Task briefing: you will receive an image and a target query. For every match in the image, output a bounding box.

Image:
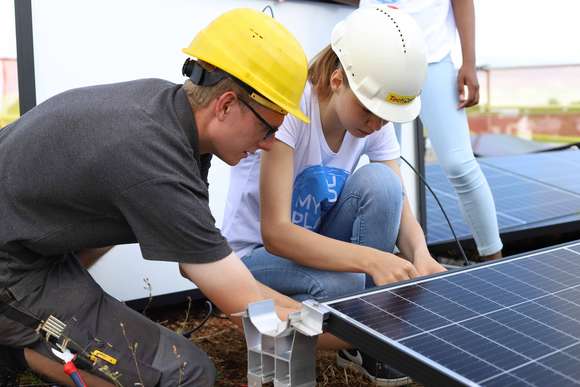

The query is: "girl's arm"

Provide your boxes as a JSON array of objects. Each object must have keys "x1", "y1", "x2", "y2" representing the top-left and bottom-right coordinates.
[
  {"x1": 379, "y1": 160, "x2": 446, "y2": 276},
  {"x1": 260, "y1": 140, "x2": 417, "y2": 285}
]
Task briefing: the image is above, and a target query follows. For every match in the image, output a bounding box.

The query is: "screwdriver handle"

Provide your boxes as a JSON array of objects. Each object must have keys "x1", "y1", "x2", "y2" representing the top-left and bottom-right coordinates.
[{"x1": 64, "y1": 361, "x2": 87, "y2": 387}]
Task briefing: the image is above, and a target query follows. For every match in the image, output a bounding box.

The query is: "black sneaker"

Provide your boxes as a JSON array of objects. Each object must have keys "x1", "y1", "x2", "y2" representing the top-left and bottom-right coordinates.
[
  {"x1": 337, "y1": 349, "x2": 411, "y2": 386},
  {"x1": 0, "y1": 367, "x2": 18, "y2": 387}
]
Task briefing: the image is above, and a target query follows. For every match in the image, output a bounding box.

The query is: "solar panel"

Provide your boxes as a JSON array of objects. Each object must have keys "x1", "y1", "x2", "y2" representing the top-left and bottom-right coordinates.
[
  {"x1": 426, "y1": 165, "x2": 524, "y2": 243},
  {"x1": 324, "y1": 241, "x2": 580, "y2": 386},
  {"x1": 480, "y1": 150, "x2": 580, "y2": 196},
  {"x1": 426, "y1": 153, "x2": 580, "y2": 245}
]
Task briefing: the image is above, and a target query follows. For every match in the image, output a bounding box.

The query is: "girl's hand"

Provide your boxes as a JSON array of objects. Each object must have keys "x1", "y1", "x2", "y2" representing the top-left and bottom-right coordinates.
[
  {"x1": 413, "y1": 254, "x2": 447, "y2": 277},
  {"x1": 367, "y1": 249, "x2": 418, "y2": 286},
  {"x1": 457, "y1": 64, "x2": 480, "y2": 109}
]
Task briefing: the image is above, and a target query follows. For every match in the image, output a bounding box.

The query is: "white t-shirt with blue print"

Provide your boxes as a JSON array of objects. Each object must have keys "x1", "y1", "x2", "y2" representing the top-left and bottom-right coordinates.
[{"x1": 222, "y1": 82, "x2": 400, "y2": 258}]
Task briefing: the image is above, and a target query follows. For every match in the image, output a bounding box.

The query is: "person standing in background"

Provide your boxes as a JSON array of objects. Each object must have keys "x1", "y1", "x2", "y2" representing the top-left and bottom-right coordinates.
[{"x1": 359, "y1": 0, "x2": 503, "y2": 260}]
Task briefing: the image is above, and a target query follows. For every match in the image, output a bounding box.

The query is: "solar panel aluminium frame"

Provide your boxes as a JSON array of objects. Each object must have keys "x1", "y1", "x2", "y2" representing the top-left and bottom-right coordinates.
[
  {"x1": 322, "y1": 239, "x2": 580, "y2": 387},
  {"x1": 428, "y1": 213, "x2": 580, "y2": 255}
]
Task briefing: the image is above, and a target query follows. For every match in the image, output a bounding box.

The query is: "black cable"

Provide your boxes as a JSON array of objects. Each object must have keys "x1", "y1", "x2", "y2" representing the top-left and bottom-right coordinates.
[
  {"x1": 400, "y1": 155, "x2": 471, "y2": 266},
  {"x1": 182, "y1": 300, "x2": 213, "y2": 338},
  {"x1": 262, "y1": 5, "x2": 275, "y2": 17}
]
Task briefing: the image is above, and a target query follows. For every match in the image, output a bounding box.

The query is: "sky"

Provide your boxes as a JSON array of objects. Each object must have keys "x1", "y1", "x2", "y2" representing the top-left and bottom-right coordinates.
[
  {"x1": 474, "y1": 0, "x2": 580, "y2": 67},
  {"x1": 1, "y1": 0, "x2": 580, "y2": 66}
]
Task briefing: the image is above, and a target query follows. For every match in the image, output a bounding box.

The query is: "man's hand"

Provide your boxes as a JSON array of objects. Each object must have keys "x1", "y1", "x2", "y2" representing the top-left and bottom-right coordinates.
[{"x1": 275, "y1": 306, "x2": 301, "y2": 321}]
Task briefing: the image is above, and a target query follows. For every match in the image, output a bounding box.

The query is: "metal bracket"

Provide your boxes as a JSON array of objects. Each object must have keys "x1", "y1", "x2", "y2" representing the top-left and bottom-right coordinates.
[
  {"x1": 241, "y1": 299, "x2": 330, "y2": 387},
  {"x1": 289, "y1": 299, "x2": 330, "y2": 336}
]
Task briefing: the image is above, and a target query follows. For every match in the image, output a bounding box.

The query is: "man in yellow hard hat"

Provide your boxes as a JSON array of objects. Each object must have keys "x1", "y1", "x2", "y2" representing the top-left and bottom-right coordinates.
[{"x1": 0, "y1": 8, "x2": 310, "y2": 386}]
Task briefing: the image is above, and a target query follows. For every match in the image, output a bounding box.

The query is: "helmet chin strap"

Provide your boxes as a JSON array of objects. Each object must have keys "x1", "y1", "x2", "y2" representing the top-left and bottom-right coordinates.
[
  {"x1": 182, "y1": 59, "x2": 287, "y2": 116},
  {"x1": 182, "y1": 58, "x2": 228, "y2": 87}
]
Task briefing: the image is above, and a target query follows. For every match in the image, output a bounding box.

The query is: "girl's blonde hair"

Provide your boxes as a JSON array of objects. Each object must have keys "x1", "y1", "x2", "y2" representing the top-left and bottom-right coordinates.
[{"x1": 308, "y1": 45, "x2": 347, "y2": 100}]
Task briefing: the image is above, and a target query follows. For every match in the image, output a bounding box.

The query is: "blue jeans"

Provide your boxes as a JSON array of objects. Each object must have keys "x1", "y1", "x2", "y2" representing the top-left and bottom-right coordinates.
[
  {"x1": 242, "y1": 163, "x2": 404, "y2": 301},
  {"x1": 395, "y1": 55, "x2": 503, "y2": 256}
]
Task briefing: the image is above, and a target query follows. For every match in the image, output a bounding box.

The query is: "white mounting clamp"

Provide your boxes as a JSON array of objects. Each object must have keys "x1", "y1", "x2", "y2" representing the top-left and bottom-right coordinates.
[{"x1": 241, "y1": 299, "x2": 330, "y2": 387}]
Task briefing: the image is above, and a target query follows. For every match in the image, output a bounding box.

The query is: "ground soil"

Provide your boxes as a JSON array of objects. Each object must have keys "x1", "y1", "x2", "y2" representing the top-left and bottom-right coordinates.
[
  {"x1": 15, "y1": 299, "x2": 421, "y2": 386},
  {"x1": 151, "y1": 301, "x2": 413, "y2": 387}
]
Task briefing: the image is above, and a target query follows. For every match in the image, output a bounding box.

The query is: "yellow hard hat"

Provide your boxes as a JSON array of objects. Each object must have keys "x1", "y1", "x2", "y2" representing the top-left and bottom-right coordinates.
[{"x1": 183, "y1": 8, "x2": 309, "y2": 123}]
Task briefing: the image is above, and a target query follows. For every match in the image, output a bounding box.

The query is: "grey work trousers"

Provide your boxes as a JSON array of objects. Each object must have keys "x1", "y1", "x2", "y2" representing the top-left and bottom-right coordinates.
[{"x1": 0, "y1": 254, "x2": 215, "y2": 386}]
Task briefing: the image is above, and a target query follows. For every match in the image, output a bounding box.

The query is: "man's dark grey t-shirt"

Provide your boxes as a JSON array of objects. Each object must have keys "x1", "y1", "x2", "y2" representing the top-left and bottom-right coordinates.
[{"x1": 0, "y1": 79, "x2": 231, "y2": 296}]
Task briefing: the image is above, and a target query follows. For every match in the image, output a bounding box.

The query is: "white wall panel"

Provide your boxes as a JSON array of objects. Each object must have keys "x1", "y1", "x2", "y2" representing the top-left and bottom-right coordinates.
[{"x1": 30, "y1": 0, "x2": 353, "y2": 301}]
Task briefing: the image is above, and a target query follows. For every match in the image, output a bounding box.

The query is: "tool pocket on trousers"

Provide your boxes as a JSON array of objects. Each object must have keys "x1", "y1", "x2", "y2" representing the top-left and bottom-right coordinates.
[{"x1": 63, "y1": 317, "x2": 162, "y2": 387}]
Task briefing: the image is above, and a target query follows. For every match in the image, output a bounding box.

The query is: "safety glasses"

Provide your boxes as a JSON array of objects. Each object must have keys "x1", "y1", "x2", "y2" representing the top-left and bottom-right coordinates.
[{"x1": 238, "y1": 97, "x2": 279, "y2": 140}]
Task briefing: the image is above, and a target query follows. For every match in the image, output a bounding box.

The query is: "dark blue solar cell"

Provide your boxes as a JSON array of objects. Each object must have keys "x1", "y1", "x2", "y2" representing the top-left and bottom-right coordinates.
[
  {"x1": 363, "y1": 291, "x2": 450, "y2": 331},
  {"x1": 563, "y1": 343, "x2": 580, "y2": 361},
  {"x1": 393, "y1": 285, "x2": 477, "y2": 322},
  {"x1": 431, "y1": 325, "x2": 528, "y2": 371},
  {"x1": 426, "y1": 154, "x2": 580, "y2": 245},
  {"x1": 332, "y1": 298, "x2": 373, "y2": 317},
  {"x1": 499, "y1": 262, "x2": 567, "y2": 293},
  {"x1": 446, "y1": 272, "x2": 527, "y2": 306},
  {"x1": 532, "y1": 253, "x2": 577, "y2": 271},
  {"x1": 513, "y1": 302, "x2": 580, "y2": 340},
  {"x1": 480, "y1": 372, "x2": 531, "y2": 387},
  {"x1": 486, "y1": 309, "x2": 577, "y2": 349},
  {"x1": 460, "y1": 317, "x2": 554, "y2": 359},
  {"x1": 326, "y1": 242, "x2": 580, "y2": 386},
  {"x1": 482, "y1": 151, "x2": 580, "y2": 197},
  {"x1": 540, "y1": 352, "x2": 580, "y2": 380},
  {"x1": 511, "y1": 362, "x2": 579, "y2": 386},
  {"x1": 523, "y1": 258, "x2": 580, "y2": 286},
  {"x1": 400, "y1": 333, "x2": 502, "y2": 383},
  {"x1": 477, "y1": 267, "x2": 548, "y2": 299},
  {"x1": 420, "y1": 278, "x2": 503, "y2": 314},
  {"x1": 332, "y1": 297, "x2": 421, "y2": 340},
  {"x1": 541, "y1": 250, "x2": 580, "y2": 276},
  {"x1": 534, "y1": 295, "x2": 580, "y2": 325}
]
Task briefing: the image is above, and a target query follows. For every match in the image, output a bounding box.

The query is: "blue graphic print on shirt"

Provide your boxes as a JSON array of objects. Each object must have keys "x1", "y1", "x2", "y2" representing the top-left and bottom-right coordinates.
[{"x1": 291, "y1": 165, "x2": 350, "y2": 231}]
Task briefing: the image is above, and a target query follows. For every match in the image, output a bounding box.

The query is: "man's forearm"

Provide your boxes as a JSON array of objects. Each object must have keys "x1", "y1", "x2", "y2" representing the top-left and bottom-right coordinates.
[{"x1": 257, "y1": 282, "x2": 301, "y2": 310}]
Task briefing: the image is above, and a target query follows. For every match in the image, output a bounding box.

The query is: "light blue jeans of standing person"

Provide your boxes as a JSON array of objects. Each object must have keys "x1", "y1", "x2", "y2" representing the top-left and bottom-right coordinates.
[
  {"x1": 241, "y1": 163, "x2": 404, "y2": 302},
  {"x1": 396, "y1": 55, "x2": 503, "y2": 256}
]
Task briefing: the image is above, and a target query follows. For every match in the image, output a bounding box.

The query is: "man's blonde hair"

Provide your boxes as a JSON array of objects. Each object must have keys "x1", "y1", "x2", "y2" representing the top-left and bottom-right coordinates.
[{"x1": 182, "y1": 61, "x2": 247, "y2": 109}]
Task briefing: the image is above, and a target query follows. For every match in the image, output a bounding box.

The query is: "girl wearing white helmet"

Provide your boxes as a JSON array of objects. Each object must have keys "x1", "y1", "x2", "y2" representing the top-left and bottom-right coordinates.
[
  {"x1": 225, "y1": 5, "x2": 444, "y2": 293},
  {"x1": 223, "y1": 7, "x2": 445, "y2": 384},
  {"x1": 360, "y1": 0, "x2": 503, "y2": 260},
  {"x1": 224, "y1": 8, "x2": 446, "y2": 295}
]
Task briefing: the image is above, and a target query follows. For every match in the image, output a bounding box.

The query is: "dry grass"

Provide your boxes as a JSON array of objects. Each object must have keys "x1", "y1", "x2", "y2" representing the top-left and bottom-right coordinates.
[
  {"x1": 15, "y1": 301, "x2": 423, "y2": 386},
  {"x1": 158, "y1": 303, "x2": 421, "y2": 387}
]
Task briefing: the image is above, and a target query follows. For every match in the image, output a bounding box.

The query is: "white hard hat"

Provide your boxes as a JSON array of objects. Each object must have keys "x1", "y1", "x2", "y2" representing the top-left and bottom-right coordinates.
[{"x1": 331, "y1": 5, "x2": 427, "y2": 123}]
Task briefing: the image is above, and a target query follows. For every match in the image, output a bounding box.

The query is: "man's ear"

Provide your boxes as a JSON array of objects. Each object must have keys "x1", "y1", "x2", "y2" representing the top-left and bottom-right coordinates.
[
  {"x1": 329, "y1": 68, "x2": 345, "y2": 92},
  {"x1": 215, "y1": 91, "x2": 237, "y2": 120}
]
